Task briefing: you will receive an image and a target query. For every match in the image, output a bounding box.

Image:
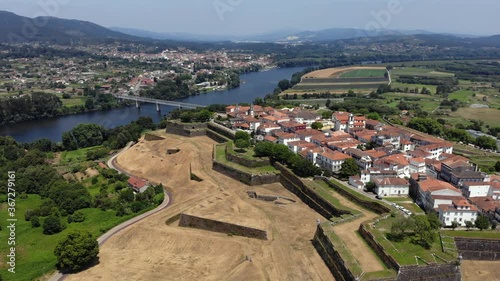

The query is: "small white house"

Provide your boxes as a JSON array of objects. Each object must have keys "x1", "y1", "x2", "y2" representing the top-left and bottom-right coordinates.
[{"x1": 373, "y1": 177, "x2": 410, "y2": 197}]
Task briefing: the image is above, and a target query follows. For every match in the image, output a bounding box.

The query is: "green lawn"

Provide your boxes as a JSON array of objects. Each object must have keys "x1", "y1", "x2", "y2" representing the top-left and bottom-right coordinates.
[
  {"x1": 214, "y1": 144, "x2": 278, "y2": 174},
  {"x1": 391, "y1": 67, "x2": 454, "y2": 77},
  {"x1": 0, "y1": 195, "x2": 154, "y2": 281},
  {"x1": 441, "y1": 230, "x2": 500, "y2": 239},
  {"x1": 54, "y1": 93, "x2": 86, "y2": 107},
  {"x1": 328, "y1": 179, "x2": 382, "y2": 205},
  {"x1": 385, "y1": 197, "x2": 412, "y2": 203},
  {"x1": 339, "y1": 69, "x2": 387, "y2": 78},
  {"x1": 60, "y1": 146, "x2": 103, "y2": 164},
  {"x1": 61, "y1": 97, "x2": 86, "y2": 107},
  {"x1": 361, "y1": 269, "x2": 398, "y2": 281},
  {"x1": 369, "y1": 215, "x2": 458, "y2": 266},
  {"x1": 399, "y1": 203, "x2": 425, "y2": 214},
  {"x1": 307, "y1": 181, "x2": 362, "y2": 216},
  {"x1": 448, "y1": 90, "x2": 475, "y2": 103}
]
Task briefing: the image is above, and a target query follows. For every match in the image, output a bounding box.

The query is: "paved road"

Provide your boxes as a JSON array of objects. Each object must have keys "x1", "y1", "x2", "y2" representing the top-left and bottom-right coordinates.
[{"x1": 49, "y1": 142, "x2": 172, "y2": 281}]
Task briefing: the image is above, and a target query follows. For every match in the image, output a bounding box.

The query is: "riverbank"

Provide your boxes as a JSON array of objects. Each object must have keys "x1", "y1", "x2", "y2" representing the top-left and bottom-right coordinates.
[{"x1": 0, "y1": 67, "x2": 305, "y2": 143}]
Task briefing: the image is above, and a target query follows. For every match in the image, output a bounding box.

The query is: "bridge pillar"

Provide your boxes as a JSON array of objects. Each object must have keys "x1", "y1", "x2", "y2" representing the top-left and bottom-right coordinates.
[
  {"x1": 136, "y1": 99, "x2": 140, "y2": 108},
  {"x1": 156, "y1": 102, "x2": 160, "y2": 112}
]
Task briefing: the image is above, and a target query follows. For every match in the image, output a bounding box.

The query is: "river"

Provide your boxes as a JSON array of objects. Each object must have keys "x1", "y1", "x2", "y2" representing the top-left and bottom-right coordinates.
[{"x1": 0, "y1": 67, "x2": 304, "y2": 142}]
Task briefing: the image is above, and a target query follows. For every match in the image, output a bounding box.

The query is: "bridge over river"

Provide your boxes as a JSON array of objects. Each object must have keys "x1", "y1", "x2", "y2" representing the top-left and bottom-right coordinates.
[{"x1": 112, "y1": 94, "x2": 207, "y2": 110}]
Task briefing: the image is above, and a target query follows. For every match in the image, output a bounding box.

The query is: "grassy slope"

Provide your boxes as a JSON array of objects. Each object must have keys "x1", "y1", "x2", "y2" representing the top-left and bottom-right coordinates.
[{"x1": 0, "y1": 194, "x2": 155, "y2": 281}]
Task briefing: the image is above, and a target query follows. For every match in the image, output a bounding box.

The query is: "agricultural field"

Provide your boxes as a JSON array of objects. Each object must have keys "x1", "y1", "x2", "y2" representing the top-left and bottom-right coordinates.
[
  {"x1": 391, "y1": 67, "x2": 455, "y2": 77},
  {"x1": 339, "y1": 69, "x2": 387, "y2": 78},
  {"x1": 288, "y1": 66, "x2": 389, "y2": 94}
]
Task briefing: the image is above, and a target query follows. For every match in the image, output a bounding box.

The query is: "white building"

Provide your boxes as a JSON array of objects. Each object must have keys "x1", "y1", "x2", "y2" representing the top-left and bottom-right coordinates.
[
  {"x1": 461, "y1": 182, "x2": 492, "y2": 198},
  {"x1": 373, "y1": 177, "x2": 410, "y2": 197},
  {"x1": 438, "y1": 199, "x2": 478, "y2": 227},
  {"x1": 316, "y1": 149, "x2": 352, "y2": 173},
  {"x1": 413, "y1": 177, "x2": 463, "y2": 212},
  {"x1": 409, "y1": 157, "x2": 427, "y2": 174},
  {"x1": 274, "y1": 132, "x2": 300, "y2": 146}
]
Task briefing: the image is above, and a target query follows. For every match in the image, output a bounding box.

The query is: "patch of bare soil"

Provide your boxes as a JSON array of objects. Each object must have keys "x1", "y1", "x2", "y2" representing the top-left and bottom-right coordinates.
[
  {"x1": 64, "y1": 132, "x2": 333, "y2": 281},
  {"x1": 461, "y1": 260, "x2": 500, "y2": 281}
]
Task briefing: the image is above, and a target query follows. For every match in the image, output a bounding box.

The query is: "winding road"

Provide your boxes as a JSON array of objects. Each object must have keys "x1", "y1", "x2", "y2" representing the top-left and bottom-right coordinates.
[{"x1": 49, "y1": 142, "x2": 172, "y2": 281}]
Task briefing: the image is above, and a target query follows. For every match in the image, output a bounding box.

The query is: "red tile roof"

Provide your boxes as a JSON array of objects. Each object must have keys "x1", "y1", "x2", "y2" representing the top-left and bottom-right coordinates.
[{"x1": 128, "y1": 177, "x2": 148, "y2": 189}]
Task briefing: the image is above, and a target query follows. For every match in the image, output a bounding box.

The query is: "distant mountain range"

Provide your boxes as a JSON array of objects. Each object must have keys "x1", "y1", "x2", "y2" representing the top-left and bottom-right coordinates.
[
  {"x1": 0, "y1": 10, "x2": 499, "y2": 47},
  {"x1": 110, "y1": 26, "x2": 483, "y2": 43},
  {"x1": 0, "y1": 10, "x2": 144, "y2": 44}
]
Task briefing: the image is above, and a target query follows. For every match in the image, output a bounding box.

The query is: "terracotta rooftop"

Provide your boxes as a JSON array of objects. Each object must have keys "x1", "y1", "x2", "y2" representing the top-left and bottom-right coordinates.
[
  {"x1": 419, "y1": 178, "x2": 460, "y2": 193},
  {"x1": 373, "y1": 177, "x2": 409, "y2": 186},
  {"x1": 320, "y1": 150, "x2": 352, "y2": 161}
]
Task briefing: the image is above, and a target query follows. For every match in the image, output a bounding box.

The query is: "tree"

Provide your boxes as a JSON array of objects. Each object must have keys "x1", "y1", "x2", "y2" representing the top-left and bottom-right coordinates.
[
  {"x1": 119, "y1": 188, "x2": 135, "y2": 203},
  {"x1": 43, "y1": 216, "x2": 65, "y2": 235},
  {"x1": 31, "y1": 216, "x2": 41, "y2": 228},
  {"x1": 62, "y1": 124, "x2": 106, "y2": 150},
  {"x1": 365, "y1": 182, "x2": 376, "y2": 192},
  {"x1": 475, "y1": 136, "x2": 498, "y2": 150},
  {"x1": 195, "y1": 109, "x2": 212, "y2": 122},
  {"x1": 291, "y1": 157, "x2": 321, "y2": 178},
  {"x1": 84, "y1": 98, "x2": 94, "y2": 110},
  {"x1": 339, "y1": 159, "x2": 360, "y2": 179},
  {"x1": 55, "y1": 231, "x2": 99, "y2": 272},
  {"x1": 451, "y1": 221, "x2": 459, "y2": 230},
  {"x1": 408, "y1": 118, "x2": 445, "y2": 136},
  {"x1": 412, "y1": 215, "x2": 436, "y2": 249},
  {"x1": 180, "y1": 112, "x2": 193, "y2": 123},
  {"x1": 278, "y1": 79, "x2": 291, "y2": 91},
  {"x1": 367, "y1": 112, "x2": 381, "y2": 121},
  {"x1": 235, "y1": 131, "x2": 251, "y2": 141},
  {"x1": 72, "y1": 211, "x2": 86, "y2": 223},
  {"x1": 495, "y1": 161, "x2": 500, "y2": 172},
  {"x1": 254, "y1": 142, "x2": 274, "y2": 157},
  {"x1": 390, "y1": 217, "x2": 415, "y2": 240},
  {"x1": 234, "y1": 139, "x2": 250, "y2": 152},
  {"x1": 311, "y1": 122, "x2": 323, "y2": 130},
  {"x1": 475, "y1": 215, "x2": 490, "y2": 231},
  {"x1": 465, "y1": 220, "x2": 474, "y2": 231},
  {"x1": 271, "y1": 144, "x2": 293, "y2": 164},
  {"x1": 427, "y1": 212, "x2": 442, "y2": 230}
]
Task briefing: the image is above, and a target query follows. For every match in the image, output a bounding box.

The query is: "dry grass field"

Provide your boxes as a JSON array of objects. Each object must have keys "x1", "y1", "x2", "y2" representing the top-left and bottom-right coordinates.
[
  {"x1": 304, "y1": 66, "x2": 387, "y2": 79},
  {"x1": 461, "y1": 260, "x2": 500, "y2": 281},
  {"x1": 64, "y1": 132, "x2": 333, "y2": 281}
]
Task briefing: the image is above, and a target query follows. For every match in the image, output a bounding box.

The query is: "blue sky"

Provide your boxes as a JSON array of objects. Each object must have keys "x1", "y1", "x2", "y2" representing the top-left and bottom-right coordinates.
[{"x1": 1, "y1": 0, "x2": 499, "y2": 35}]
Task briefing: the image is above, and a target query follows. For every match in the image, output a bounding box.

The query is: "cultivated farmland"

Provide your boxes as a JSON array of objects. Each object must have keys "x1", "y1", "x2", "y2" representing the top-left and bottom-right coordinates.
[{"x1": 287, "y1": 66, "x2": 389, "y2": 95}]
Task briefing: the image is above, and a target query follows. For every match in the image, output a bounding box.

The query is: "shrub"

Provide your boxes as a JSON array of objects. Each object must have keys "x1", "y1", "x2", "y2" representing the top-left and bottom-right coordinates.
[
  {"x1": 72, "y1": 211, "x2": 86, "y2": 223},
  {"x1": 43, "y1": 216, "x2": 65, "y2": 235},
  {"x1": 54, "y1": 231, "x2": 99, "y2": 272},
  {"x1": 31, "y1": 216, "x2": 41, "y2": 228}
]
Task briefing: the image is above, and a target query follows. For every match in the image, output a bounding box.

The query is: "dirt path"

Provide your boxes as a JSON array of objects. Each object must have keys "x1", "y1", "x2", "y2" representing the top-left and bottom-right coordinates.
[
  {"x1": 64, "y1": 132, "x2": 333, "y2": 281},
  {"x1": 327, "y1": 188, "x2": 386, "y2": 273},
  {"x1": 461, "y1": 260, "x2": 500, "y2": 281}
]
